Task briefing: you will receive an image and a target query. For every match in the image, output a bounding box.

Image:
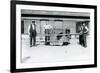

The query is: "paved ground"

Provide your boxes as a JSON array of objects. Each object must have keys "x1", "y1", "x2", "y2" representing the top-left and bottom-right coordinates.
[{"x1": 21, "y1": 35, "x2": 93, "y2": 65}]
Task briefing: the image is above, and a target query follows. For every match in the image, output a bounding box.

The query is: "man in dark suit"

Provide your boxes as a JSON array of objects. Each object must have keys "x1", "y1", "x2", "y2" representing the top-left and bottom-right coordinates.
[
  {"x1": 28, "y1": 21, "x2": 37, "y2": 47},
  {"x1": 79, "y1": 23, "x2": 88, "y2": 47}
]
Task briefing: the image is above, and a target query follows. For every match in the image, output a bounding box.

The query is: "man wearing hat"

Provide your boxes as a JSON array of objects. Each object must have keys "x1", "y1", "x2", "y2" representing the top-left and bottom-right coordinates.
[{"x1": 28, "y1": 21, "x2": 37, "y2": 47}]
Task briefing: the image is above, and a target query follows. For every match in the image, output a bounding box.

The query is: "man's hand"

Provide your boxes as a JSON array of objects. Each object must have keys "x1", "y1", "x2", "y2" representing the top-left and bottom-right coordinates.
[{"x1": 79, "y1": 31, "x2": 82, "y2": 35}]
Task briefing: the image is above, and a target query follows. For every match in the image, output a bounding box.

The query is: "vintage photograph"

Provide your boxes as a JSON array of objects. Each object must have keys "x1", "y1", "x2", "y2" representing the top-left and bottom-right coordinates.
[
  {"x1": 21, "y1": 9, "x2": 92, "y2": 64},
  {"x1": 10, "y1": 1, "x2": 97, "y2": 72}
]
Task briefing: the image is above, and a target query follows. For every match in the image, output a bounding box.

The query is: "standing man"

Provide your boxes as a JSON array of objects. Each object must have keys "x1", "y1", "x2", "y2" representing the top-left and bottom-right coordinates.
[
  {"x1": 28, "y1": 21, "x2": 37, "y2": 47},
  {"x1": 79, "y1": 23, "x2": 88, "y2": 47},
  {"x1": 44, "y1": 23, "x2": 52, "y2": 45}
]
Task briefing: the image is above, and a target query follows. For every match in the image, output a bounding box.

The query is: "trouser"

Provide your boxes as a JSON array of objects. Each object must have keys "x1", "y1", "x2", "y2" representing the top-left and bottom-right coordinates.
[
  {"x1": 45, "y1": 29, "x2": 50, "y2": 45},
  {"x1": 79, "y1": 34, "x2": 87, "y2": 47},
  {"x1": 83, "y1": 34, "x2": 87, "y2": 47},
  {"x1": 45, "y1": 36, "x2": 50, "y2": 45},
  {"x1": 79, "y1": 35, "x2": 83, "y2": 45},
  {"x1": 30, "y1": 36, "x2": 36, "y2": 46}
]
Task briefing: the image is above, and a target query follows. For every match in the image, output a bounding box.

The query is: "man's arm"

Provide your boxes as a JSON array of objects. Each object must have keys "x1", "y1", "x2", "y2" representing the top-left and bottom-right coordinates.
[
  {"x1": 79, "y1": 27, "x2": 82, "y2": 34},
  {"x1": 85, "y1": 26, "x2": 88, "y2": 33}
]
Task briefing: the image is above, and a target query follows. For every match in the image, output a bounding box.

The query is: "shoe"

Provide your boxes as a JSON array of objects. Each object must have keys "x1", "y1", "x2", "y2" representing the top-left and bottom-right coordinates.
[{"x1": 83, "y1": 45, "x2": 87, "y2": 48}]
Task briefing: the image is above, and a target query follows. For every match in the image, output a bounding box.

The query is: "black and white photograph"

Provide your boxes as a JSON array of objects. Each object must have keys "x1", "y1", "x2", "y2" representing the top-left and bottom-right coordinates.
[
  {"x1": 10, "y1": 0, "x2": 97, "y2": 72},
  {"x1": 21, "y1": 10, "x2": 91, "y2": 64}
]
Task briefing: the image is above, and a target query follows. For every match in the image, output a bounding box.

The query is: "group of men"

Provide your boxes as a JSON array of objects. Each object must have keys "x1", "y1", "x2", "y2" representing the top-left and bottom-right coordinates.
[{"x1": 28, "y1": 21, "x2": 88, "y2": 48}]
